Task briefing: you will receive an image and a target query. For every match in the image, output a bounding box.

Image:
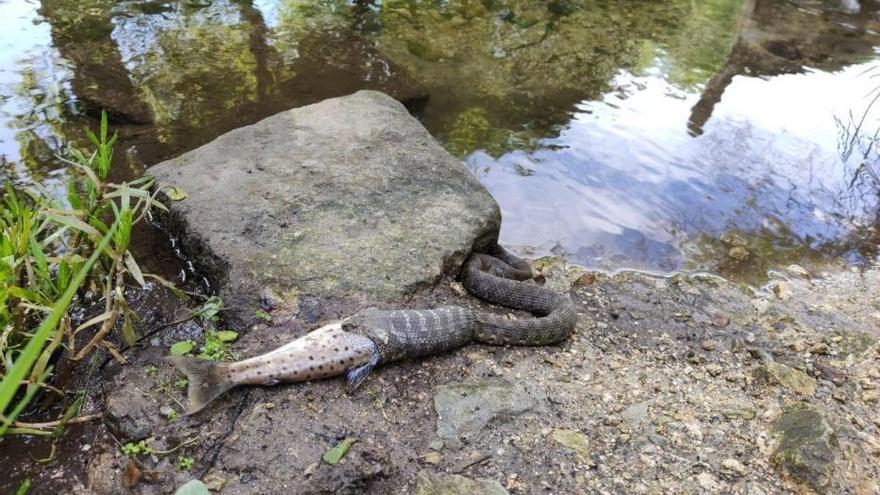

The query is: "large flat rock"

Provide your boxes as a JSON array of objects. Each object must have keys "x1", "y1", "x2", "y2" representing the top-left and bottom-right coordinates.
[{"x1": 147, "y1": 91, "x2": 500, "y2": 326}]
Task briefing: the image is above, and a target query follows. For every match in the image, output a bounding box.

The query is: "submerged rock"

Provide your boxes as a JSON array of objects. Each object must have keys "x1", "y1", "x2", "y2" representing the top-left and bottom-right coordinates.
[
  {"x1": 434, "y1": 379, "x2": 544, "y2": 440},
  {"x1": 753, "y1": 362, "x2": 817, "y2": 396},
  {"x1": 727, "y1": 246, "x2": 750, "y2": 262},
  {"x1": 414, "y1": 471, "x2": 508, "y2": 495},
  {"x1": 770, "y1": 403, "x2": 838, "y2": 493},
  {"x1": 147, "y1": 91, "x2": 500, "y2": 326}
]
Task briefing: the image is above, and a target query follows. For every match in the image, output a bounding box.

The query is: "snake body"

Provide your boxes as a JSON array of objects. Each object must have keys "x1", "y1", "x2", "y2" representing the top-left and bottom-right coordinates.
[{"x1": 343, "y1": 248, "x2": 578, "y2": 365}]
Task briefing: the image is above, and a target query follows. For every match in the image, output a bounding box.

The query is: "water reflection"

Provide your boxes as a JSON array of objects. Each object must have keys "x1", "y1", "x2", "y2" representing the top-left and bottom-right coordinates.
[
  {"x1": 372, "y1": 0, "x2": 748, "y2": 156},
  {"x1": 0, "y1": 0, "x2": 878, "y2": 282},
  {"x1": 450, "y1": 0, "x2": 880, "y2": 279},
  {"x1": 475, "y1": 61, "x2": 880, "y2": 278}
]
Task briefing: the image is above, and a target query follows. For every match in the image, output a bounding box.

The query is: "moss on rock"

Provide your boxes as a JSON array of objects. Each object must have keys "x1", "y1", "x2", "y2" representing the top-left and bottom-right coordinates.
[{"x1": 770, "y1": 403, "x2": 838, "y2": 493}]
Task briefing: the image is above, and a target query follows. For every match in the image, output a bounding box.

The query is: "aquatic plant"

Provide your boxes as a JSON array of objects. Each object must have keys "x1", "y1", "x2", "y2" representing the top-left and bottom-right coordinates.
[
  {"x1": 0, "y1": 111, "x2": 166, "y2": 436},
  {"x1": 837, "y1": 84, "x2": 880, "y2": 191}
]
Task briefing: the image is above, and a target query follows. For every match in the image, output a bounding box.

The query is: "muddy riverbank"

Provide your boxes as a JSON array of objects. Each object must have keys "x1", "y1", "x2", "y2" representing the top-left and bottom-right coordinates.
[{"x1": 4, "y1": 257, "x2": 878, "y2": 494}]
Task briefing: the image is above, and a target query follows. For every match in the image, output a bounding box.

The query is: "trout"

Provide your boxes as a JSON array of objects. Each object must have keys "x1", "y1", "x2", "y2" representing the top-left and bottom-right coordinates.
[{"x1": 169, "y1": 321, "x2": 380, "y2": 414}]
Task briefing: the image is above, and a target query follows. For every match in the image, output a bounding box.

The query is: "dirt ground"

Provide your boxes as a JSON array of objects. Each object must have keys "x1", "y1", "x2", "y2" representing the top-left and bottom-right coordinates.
[{"x1": 4, "y1": 258, "x2": 879, "y2": 495}]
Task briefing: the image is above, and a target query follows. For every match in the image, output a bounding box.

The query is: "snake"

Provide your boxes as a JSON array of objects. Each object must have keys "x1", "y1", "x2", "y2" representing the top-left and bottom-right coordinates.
[{"x1": 171, "y1": 247, "x2": 578, "y2": 414}]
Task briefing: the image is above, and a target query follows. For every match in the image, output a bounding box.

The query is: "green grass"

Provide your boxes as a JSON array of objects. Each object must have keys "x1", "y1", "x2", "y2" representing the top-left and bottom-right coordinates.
[
  {"x1": 0, "y1": 111, "x2": 167, "y2": 436},
  {"x1": 0, "y1": 221, "x2": 116, "y2": 433}
]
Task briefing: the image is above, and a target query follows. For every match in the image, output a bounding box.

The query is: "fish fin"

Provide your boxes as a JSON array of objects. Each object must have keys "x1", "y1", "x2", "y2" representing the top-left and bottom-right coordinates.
[
  {"x1": 345, "y1": 345, "x2": 380, "y2": 391},
  {"x1": 167, "y1": 356, "x2": 235, "y2": 415}
]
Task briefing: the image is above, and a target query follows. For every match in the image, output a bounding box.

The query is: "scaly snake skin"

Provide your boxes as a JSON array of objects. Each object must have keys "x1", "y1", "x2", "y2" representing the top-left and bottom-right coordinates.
[{"x1": 343, "y1": 247, "x2": 578, "y2": 365}]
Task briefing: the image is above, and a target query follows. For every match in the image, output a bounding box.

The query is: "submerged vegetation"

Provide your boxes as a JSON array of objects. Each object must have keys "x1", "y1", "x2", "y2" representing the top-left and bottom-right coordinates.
[
  {"x1": 0, "y1": 112, "x2": 166, "y2": 437},
  {"x1": 838, "y1": 78, "x2": 880, "y2": 193}
]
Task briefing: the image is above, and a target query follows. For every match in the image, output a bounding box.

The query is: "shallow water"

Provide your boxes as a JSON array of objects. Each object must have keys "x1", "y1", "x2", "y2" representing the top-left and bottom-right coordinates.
[{"x1": 1, "y1": 0, "x2": 879, "y2": 281}]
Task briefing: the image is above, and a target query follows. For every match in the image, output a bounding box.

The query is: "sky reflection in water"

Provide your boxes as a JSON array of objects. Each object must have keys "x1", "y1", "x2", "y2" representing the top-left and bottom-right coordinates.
[{"x1": 475, "y1": 61, "x2": 880, "y2": 276}]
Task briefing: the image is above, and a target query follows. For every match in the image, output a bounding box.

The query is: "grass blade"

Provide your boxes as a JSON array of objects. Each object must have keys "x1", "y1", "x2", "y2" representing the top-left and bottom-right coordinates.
[
  {"x1": 15, "y1": 479, "x2": 30, "y2": 495},
  {"x1": 124, "y1": 252, "x2": 146, "y2": 287},
  {"x1": 43, "y1": 212, "x2": 101, "y2": 239},
  {"x1": 0, "y1": 219, "x2": 118, "y2": 418},
  {"x1": 0, "y1": 368, "x2": 50, "y2": 436}
]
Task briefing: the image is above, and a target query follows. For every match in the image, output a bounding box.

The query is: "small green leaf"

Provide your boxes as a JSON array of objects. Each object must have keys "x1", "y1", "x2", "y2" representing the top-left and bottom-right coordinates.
[
  {"x1": 322, "y1": 438, "x2": 355, "y2": 465},
  {"x1": 166, "y1": 187, "x2": 188, "y2": 201},
  {"x1": 122, "y1": 440, "x2": 152, "y2": 456},
  {"x1": 174, "y1": 479, "x2": 209, "y2": 495},
  {"x1": 216, "y1": 331, "x2": 238, "y2": 343},
  {"x1": 197, "y1": 331, "x2": 231, "y2": 361},
  {"x1": 170, "y1": 341, "x2": 195, "y2": 356},
  {"x1": 191, "y1": 296, "x2": 223, "y2": 321},
  {"x1": 254, "y1": 310, "x2": 273, "y2": 323},
  {"x1": 177, "y1": 456, "x2": 195, "y2": 471}
]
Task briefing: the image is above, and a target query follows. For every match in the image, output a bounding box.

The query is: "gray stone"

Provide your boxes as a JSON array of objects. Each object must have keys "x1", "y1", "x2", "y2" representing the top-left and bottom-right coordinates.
[
  {"x1": 813, "y1": 362, "x2": 847, "y2": 386},
  {"x1": 786, "y1": 264, "x2": 812, "y2": 279},
  {"x1": 174, "y1": 480, "x2": 209, "y2": 495},
  {"x1": 85, "y1": 451, "x2": 125, "y2": 495},
  {"x1": 830, "y1": 330, "x2": 878, "y2": 362},
  {"x1": 147, "y1": 91, "x2": 500, "y2": 327},
  {"x1": 621, "y1": 400, "x2": 650, "y2": 424},
  {"x1": 414, "y1": 471, "x2": 508, "y2": 495},
  {"x1": 720, "y1": 458, "x2": 748, "y2": 477},
  {"x1": 696, "y1": 472, "x2": 722, "y2": 492},
  {"x1": 103, "y1": 368, "x2": 156, "y2": 440},
  {"x1": 434, "y1": 379, "x2": 544, "y2": 440},
  {"x1": 551, "y1": 429, "x2": 590, "y2": 460},
  {"x1": 770, "y1": 403, "x2": 838, "y2": 493},
  {"x1": 717, "y1": 398, "x2": 757, "y2": 420},
  {"x1": 772, "y1": 281, "x2": 793, "y2": 300}
]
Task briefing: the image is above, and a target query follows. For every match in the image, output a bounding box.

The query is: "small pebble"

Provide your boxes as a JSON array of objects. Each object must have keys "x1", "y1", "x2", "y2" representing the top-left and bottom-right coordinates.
[{"x1": 721, "y1": 458, "x2": 748, "y2": 477}]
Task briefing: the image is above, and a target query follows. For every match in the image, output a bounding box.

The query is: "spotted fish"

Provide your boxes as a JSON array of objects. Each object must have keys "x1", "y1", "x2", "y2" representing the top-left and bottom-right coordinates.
[{"x1": 169, "y1": 321, "x2": 379, "y2": 414}]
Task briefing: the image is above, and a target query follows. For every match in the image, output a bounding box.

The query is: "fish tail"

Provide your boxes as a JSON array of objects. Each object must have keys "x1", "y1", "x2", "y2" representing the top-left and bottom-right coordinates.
[{"x1": 168, "y1": 356, "x2": 235, "y2": 415}]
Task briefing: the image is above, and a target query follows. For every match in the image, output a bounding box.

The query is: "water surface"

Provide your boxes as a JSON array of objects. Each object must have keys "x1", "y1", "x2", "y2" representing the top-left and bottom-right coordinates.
[{"x1": 1, "y1": 0, "x2": 879, "y2": 282}]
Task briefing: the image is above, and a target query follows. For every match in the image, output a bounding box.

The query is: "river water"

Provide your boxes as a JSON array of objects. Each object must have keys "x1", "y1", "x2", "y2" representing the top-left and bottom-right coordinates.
[{"x1": 1, "y1": 0, "x2": 879, "y2": 282}]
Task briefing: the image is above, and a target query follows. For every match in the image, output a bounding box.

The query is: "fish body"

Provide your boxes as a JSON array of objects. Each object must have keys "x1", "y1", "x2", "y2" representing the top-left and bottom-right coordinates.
[
  {"x1": 229, "y1": 322, "x2": 376, "y2": 385},
  {"x1": 170, "y1": 322, "x2": 379, "y2": 414}
]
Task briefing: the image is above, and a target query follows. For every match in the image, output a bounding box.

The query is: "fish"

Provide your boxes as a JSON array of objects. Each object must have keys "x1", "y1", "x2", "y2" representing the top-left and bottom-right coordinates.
[{"x1": 169, "y1": 321, "x2": 379, "y2": 414}]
